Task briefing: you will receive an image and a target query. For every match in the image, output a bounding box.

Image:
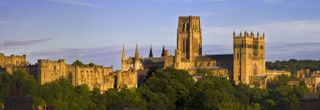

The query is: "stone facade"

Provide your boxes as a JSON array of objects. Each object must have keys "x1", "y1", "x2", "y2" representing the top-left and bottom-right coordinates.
[
  {"x1": 0, "y1": 53, "x2": 28, "y2": 74},
  {"x1": 177, "y1": 16, "x2": 202, "y2": 60},
  {"x1": 35, "y1": 59, "x2": 115, "y2": 92},
  {"x1": 69, "y1": 65, "x2": 114, "y2": 92},
  {"x1": 37, "y1": 59, "x2": 68, "y2": 85},
  {"x1": 116, "y1": 71, "x2": 138, "y2": 89}
]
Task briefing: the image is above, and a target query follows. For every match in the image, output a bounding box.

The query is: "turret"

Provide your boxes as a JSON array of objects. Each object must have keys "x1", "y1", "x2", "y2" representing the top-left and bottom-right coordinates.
[
  {"x1": 134, "y1": 44, "x2": 140, "y2": 70},
  {"x1": 161, "y1": 45, "x2": 165, "y2": 57}
]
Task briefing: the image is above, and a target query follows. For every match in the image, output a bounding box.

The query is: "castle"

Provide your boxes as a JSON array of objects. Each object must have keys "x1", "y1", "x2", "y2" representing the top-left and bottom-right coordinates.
[
  {"x1": 0, "y1": 54, "x2": 137, "y2": 93},
  {"x1": 0, "y1": 16, "x2": 271, "y2": 91}
]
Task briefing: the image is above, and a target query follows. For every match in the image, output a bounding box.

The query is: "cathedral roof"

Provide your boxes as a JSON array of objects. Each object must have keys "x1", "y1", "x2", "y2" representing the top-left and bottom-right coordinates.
[{"x1": 140, "y1": 57, "x2": 165, "y2": 64}]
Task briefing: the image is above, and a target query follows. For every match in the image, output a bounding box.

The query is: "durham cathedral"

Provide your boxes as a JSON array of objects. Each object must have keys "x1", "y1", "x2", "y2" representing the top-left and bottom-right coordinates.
[
  {"x1": 121, "y1": 16, "x2": 268, "y2": 86},
  {"x1": 0, "y1": 16, "x2": 282, "y2": 92}
]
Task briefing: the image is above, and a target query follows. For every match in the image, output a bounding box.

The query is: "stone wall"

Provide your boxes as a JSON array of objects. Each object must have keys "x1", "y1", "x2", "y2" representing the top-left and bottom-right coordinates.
[{"x1": 116, "y1": 71, "x2": 138, "y2": 89}]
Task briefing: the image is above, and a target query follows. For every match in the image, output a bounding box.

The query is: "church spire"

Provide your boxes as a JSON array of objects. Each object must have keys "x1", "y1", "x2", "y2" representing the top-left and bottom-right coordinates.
[
  {"x1": 161, "y1": 45, "x2": 165, "y2": 57},
  {"x1": 149, "y1": 45, "x2": 153, "y2": 58},
  {"x1": 134, "y1": 44, "x2": 140, "y2": 61}
]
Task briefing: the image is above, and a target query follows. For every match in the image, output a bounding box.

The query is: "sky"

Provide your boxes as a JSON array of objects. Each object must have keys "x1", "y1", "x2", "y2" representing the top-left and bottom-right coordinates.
[{"x1": 0, "y1": 0, "x2": 320, "y2": 69}]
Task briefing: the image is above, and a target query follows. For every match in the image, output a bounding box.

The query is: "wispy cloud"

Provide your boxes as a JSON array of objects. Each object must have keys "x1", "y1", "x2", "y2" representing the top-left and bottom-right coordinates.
[
  {"x1": 47, "y1": 0, "x2": 102, "y2": 8},
  {"x1": 1, "y1": 38, "x2": 53, "y2": 48},
  {"x1": 0, "y1": 18, "x2": 13, "y2": 25},
  {"x1": 0, "y1": 21, "x2": 10, "y2": 24}
]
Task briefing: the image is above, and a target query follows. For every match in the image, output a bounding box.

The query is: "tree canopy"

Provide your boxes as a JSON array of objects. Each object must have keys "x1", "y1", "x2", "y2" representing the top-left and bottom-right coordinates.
[{"x1": 0, "y1": 67, "x2": 309, "y2": 110}]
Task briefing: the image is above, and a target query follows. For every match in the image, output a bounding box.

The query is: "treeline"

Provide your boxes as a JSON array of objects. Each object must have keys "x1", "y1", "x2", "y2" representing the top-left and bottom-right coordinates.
[
  {"x1": 267, "y1": 59, "x2": 320, "y2": 74},
  {"x1": 0, "y1": 68, "x2": 309, "y2": 110}
]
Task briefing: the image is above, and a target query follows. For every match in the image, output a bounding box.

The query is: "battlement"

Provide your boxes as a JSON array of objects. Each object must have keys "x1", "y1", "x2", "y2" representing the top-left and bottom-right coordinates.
[
  {"x1": 0, "y1": 52, "x2": 26, "y2": 58},
  {"x1": 38, "y1": 59, "x2": 65, "y2": 64},
  {"x1": 233, "y1": 31, "x2": 265, "y2": 40}
]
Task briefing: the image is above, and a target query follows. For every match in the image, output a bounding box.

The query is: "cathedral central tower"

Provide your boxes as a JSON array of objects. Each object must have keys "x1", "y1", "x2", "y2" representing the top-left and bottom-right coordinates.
[{"x1": 177, "y1": 16, "x2": 202, "y2": 60}]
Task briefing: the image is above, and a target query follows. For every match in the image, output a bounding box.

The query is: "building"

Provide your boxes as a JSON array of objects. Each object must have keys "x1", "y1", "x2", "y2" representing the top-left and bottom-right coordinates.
[
  {"x1": 233, "y1": 31, "x2": 266, "y2": 84},
  {"x1": 120, "y1": 16, "x2": 269, "y2": 85},
  {"x1": 0, "y1": 53, "x2": 28, "y2": 74},
  {"x1": 31, "y1": 59, "x2": 117, "y2": 92}
]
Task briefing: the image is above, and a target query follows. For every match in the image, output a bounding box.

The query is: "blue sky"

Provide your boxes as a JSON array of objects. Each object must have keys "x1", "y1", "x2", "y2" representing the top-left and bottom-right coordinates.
[{"x1": 0, "y1": 0, "x2": 320, "y2": 69}]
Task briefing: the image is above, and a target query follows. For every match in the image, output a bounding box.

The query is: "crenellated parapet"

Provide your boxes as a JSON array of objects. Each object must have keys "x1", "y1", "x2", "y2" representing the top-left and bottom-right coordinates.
[{"x1": 233, "y1": 31, "x2": 265, "y2": 40}]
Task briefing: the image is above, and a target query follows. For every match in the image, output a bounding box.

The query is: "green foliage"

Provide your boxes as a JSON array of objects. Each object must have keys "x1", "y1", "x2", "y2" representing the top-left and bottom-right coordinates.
[
  {"x1": 71, "y1": 60, "x2": 102, "y2": 67},
  {"x1": 267, "y1": 59, "x2": 320, "y2": 75},
  {"x1": 0, "y1": 67, "x2": 310, "y2": 110}
]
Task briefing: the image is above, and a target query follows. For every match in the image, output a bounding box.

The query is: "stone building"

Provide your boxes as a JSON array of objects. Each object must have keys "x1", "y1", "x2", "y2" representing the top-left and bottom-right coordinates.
[
  {"x1": 116, "y1": 70, "x2": 138, "y2": 89},
  {"x1": 121, "y1": 16, "x2": 268, "y2": 85},
  {"x1": 37, "y1": 59, "x2": 68, "y2": 85},
  {"x1": 121, "y1": 16, "x2": 232, "y2": 82},
  {"x1": 33, "y1": 59, "x2": 115, "y2": 92},
  {"x1": 233, "y1": 31, "x2": 266, "y2": 84},
  {"x1": 69, "y1": 65, "x2": 114, "y2": 92},
  {"x1": 0, "y1": 53, "x2": 28, "y2": 74}
]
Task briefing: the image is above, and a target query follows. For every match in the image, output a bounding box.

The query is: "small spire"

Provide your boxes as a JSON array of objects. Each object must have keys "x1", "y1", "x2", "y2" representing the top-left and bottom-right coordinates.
[
  {"x1": 149, "y1": 45, "x2": 153, "y2": 58},
  {"x1": 161, "y1": 45, "x2": 165, "y2": 57},
  {"x1": 257, "y1": 32, "x2": 260, "y2": 37},
  {"x1": 121, "y1": 45, "x2": 126, "y2": 61},
  {"x1": 233, "y1": 31, "x2": 236, "y2": 37},
  {"x1": 134, "y1": 44, "x2": 139, "y2": 61},
  {"x1": 263, "y1": 32, "x2": 265, "y2": 37},
  {"x1": 250, "y1": 31, "x2": 254, "y2": 37}
]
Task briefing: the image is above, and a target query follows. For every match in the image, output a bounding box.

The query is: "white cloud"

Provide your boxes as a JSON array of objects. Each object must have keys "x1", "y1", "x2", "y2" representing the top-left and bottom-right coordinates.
[
  {"x1": 203, "y1": 19, "x2": 320, "y2": 45},
  {"x1": 47, "y1": 0, "x2": 102, "y2": 8}
]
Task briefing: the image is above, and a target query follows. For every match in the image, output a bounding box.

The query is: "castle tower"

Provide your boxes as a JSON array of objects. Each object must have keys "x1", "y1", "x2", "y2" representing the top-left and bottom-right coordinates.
[
  {"x1": 177, "y1": 16, "x2": 202, "y2": 61},
  {"x1": 121, "y1": 45, "x2": 127, "y2": 71},
  {"x1": 149, "y1": 45, "x2": 153, "y2": 58},
  {"x1": 134, "y1": 44, "x2": 141, "y2": 71},
  {"x1": 233, "y1": 31, "x2": 266, "y2": 84}
]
